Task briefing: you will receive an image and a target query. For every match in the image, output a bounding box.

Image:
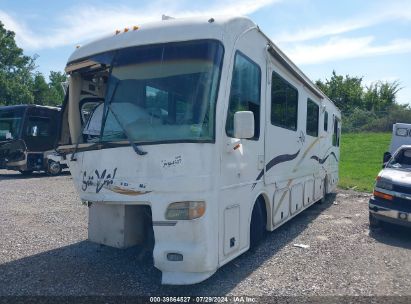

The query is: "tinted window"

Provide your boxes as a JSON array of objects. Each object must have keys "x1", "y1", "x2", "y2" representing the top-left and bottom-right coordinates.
[
  {"x1": 226, "y1": 52, "x2": 261, "y2": 140},
  {"x1": 271, "y1": 72, "x2": 298, "y2": 131},
  {"x1": 0, "y1": 108, "x2": 24, "y2": 140},
  {"x1": 324, "y1": 111, "x2": 328, "y2": 131},
  {"x1": 81, "y1": 101, "x2": 100, "y2": 124},
  {"x1": 306, "y1": 99, "x2": 319, "y2": 137},
  {"x1": 333, "y1": 117, "x2": 340, "y2": 147},
  {"x1": 396, "y1": 127, "x2": 408, "y2": 136},
  {"x1": 26, "y1": 117, "x2": 51, "y2": 137}
]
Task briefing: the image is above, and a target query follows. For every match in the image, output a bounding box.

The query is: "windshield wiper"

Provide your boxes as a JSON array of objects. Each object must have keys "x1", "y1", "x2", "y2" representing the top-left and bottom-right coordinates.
[
  {"x1": 107, "y1": 104, "x2": 147, "y2": 156},
  {"x1": 102, "y1": 79, "x2": 147, "y2": 156}
]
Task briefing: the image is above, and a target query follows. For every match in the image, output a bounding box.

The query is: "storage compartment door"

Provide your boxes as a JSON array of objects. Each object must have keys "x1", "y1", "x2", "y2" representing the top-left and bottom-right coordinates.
[
  {"x1": 223, "y1": 205, "x2": 240, "y2": 256},
  {"x1": 290, "y1": 183, "x2": 303, "y2": 215},
  {"x1": 304, "y1": 179, "x2": 314, "y2": 206},
  {"x1": 273, "y1": 188, "x2": 290, "y2": 226},
  {"x1": 314, "y1": 178, "x2": 323, "y2": 201}
]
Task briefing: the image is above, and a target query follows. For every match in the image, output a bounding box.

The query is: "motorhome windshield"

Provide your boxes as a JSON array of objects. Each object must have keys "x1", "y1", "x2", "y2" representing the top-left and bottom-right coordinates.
[
  {"x1": 82, "y1": 40, "x2": 224, "y2": 144},
  {"x1": 0, "y1": 108, "x2": 24, "y2": 140}
]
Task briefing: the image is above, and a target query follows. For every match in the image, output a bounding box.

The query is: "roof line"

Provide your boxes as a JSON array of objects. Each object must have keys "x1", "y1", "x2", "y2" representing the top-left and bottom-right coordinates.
[{"x1": 258, "y1": 28, "x2": 340, "y2": 110}]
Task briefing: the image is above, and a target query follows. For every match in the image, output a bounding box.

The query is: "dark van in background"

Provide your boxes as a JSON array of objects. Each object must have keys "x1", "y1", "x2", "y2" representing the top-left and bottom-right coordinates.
[{"x1": 0, "y1": 104, "x2": 64, "y2": 175}]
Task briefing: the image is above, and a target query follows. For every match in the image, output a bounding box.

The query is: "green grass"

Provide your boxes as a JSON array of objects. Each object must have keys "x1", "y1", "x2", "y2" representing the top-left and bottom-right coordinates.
[{"x1": 339, "y1": 132, "x2": 391, "y2": 192}]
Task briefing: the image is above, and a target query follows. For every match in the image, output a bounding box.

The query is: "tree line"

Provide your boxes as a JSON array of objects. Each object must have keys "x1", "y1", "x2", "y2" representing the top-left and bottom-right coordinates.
[
  {"x1": 316, "y1": 71, "x2": 411, "y2": 132},
  {"x1": 0, "y1": 21, "x2": 66, "y2": 107}
]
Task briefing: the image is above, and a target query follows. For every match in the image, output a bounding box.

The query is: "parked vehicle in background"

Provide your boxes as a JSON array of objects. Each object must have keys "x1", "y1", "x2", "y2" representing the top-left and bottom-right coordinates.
[
  {"x1": 0, "y1": 104, "x2": 65, "y2": 175},
  {"x1": 57, "y1": 16, "x2": 341, "y2": 285},
  {"x1": 370, "y1": 145, "x2": 411, "y2": 228},
  {"x1": 383, "y1": 123, "x2": 411, "y2": 164}
]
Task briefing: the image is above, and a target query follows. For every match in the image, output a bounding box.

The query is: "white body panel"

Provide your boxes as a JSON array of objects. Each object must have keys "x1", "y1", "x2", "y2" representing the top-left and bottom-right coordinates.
[
  {"x1": 63, "y1": 16, "x2": 341, "y2": 285},
  {"x1": 389, "y1": 123, "x2": 411, "y2": 154}
]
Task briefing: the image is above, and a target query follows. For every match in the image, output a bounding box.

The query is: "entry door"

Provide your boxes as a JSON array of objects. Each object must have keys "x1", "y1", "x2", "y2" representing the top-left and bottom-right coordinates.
[
  {"x1": 220, "y1": 51, "x2": 263, "y2": 188},
  {"x1": 264, "y1": 69, "x2": 302, "y2": 185},
  {"x1": 219, "y1": 36, "x2": 265, "y2": 261}
]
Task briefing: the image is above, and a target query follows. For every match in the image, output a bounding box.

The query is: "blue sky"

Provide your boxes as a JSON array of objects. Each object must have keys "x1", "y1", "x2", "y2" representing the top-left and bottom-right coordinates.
[{"x1": 1, "y1": 0, "x2": 411, "y2": 104}]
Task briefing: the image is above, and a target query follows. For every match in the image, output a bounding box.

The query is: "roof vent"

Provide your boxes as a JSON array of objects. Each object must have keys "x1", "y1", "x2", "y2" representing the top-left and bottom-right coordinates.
[{"x1": 208, "y1": 18, "x2": 215, "y2": 23}]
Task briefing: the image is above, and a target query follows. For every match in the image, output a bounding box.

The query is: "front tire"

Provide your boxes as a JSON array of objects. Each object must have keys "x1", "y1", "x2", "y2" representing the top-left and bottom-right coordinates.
[
  {"x1": 369, "y1": 212, "x2": 380, "y2": 229},
  {"x1": 250, "y1": 200, "x2": 266, "y2": 248},
  {"x1": 47, "y1": 160, "x2": 62, "y2": 176},
  {"x1": 319, "y1": 178, "x2": 328, "y2": 204}
]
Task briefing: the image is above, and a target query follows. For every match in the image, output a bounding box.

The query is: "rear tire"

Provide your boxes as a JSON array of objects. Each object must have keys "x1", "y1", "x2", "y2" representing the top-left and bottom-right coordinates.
[
  {"x1": 319, "y1": 178, "x2": 327, "y2": 204},
  {"x1": 369, "y1": 212, "x2": 380, "y2": 229},
  {"x1": 250, "y1": 200, "x2": 266, "y2": 248}
]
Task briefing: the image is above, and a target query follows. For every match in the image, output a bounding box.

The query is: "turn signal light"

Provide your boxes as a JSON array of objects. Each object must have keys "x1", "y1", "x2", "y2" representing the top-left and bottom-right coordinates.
[
  {"x1": 165, "y1": 201, "x2": 206, "y2": 220},
  {"x1": 373, "y1": 190, "x2": 393, "y2": 201}
]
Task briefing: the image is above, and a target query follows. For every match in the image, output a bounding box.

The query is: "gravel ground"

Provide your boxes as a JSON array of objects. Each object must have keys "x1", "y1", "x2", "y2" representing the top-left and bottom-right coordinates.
[{"x1": 0, "y1": 169, "x2": 410, "y2": 297}]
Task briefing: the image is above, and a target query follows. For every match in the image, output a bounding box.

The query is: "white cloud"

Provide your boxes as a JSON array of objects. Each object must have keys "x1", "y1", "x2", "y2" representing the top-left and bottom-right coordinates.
[
  {"x1": 274, "y1": 3, "x2": 411, "y2": 43},
  {"x1": 0, "y1": 0, "x2": 280, "y2": 50},
  {"x1": 285, "y1": 36, "x2": 411, "y2": 65}
]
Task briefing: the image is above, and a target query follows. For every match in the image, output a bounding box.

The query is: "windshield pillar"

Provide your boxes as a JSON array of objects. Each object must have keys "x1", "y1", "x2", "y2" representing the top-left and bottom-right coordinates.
[{"x1": 68, "y1": 73, "x2": 83, "y2": 144}]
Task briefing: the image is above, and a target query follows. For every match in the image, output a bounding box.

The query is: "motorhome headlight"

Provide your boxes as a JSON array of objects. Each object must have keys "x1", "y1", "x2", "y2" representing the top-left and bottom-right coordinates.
[
  {"x1": 375, "y1": 176, "x2": 393, "y2": 191},
  {"x1": 165, "y1": 201, "x2": 206, "y2": 220}
]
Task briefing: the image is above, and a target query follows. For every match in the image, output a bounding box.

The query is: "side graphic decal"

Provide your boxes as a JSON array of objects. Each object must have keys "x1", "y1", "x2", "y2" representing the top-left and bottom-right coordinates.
[
  {"x1": 310, "y1": 151, "x2": 339, "y2": 164},
  {"x1": 252, "y1": 150, "x2": 300, "y2": 189}
]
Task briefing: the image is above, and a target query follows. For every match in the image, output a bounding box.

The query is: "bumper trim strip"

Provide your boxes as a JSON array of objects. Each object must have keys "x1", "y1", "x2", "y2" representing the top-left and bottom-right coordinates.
[
  {"x1": 153, "y1": 221, "x2": 177, "y2": 226},
  {"x1": 369, "y1": 203, "x2": 411, "y2": 223}
]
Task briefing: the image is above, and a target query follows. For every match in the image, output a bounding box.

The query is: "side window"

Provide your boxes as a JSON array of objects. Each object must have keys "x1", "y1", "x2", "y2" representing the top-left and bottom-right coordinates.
[
  {"x1": 333, "y1": 117, "x2": 340, "y2": 147},
  {"x1": 226, "y1": 51, "x2": 261, "y2": 140},
  {"x1": 324, "y1": 111, "x2": 328, "y2": 131},
  {"x1": 271, "y1": 72, "x2": 298, "y2": 131},
  {"x1": 80, "y1": 101, "x2": 101, "y2": 124},
  {"x1": 396, "y1": 128, "x2": 408, "y2": 136},
  {"x1": 338, "y1": 124, "x2": 341, "y2": 147},
  {"x1": 306, "y1": 99, "x2": 319, "y2": 137},
  {"x1": 26, "y1": 117, "x2": 51, "y2": 137}
]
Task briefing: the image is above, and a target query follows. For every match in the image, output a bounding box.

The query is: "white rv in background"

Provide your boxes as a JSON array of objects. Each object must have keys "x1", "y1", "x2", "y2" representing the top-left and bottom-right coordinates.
[
  {"x1": 389, "y1": 123, "x2": 411, "y2": 154},
  {"x1": 58, "y1": 16, "x2": 341, "y2": 285}
]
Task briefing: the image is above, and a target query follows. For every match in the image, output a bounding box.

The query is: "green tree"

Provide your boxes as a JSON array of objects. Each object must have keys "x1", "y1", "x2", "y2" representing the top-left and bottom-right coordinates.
[
  {"x1": 363, "y1": 81, "x2": 401, "y2": 113},
  {"x1": 0, "y1": 21, "x2": 67, "y2": 106},
  {"x1": 316, "y1": 70, "x2": 363, "y2": 114},
  {"x1": 48, "y1": 71, "x2": 67, "y2": 105},
  {"x1": 32, "y1": 72, "x2": 52, "y2": 105},
  {"x1": 0, "y1": 21, "x2": 36, "y2": 105}
]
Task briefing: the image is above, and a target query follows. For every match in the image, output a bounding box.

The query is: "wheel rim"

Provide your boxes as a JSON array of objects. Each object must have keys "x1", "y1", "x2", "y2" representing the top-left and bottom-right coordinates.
[{"x1": 49, "y1": 161, "x2": 61, "y2": 175}]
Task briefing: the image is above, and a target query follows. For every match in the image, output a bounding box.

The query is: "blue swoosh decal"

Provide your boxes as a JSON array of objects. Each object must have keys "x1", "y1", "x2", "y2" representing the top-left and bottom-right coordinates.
[
  {"x1": 311, "y1": 151, "x2": 339, "y2": 164},
  {"x1": 252, "y1": 150, "x2": 300, "y2": 189}
]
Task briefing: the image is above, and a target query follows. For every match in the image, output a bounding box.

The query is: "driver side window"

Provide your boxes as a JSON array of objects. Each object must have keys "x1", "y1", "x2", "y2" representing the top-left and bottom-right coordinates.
[{"x1": 225, "y1": 51, "x2": 261, "y2": 140}]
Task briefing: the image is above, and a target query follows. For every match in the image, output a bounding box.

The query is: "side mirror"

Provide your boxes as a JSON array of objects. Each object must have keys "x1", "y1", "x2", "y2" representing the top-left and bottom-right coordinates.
[
  {"x1": 234, "y1": 111, "x2": 254, "y2": 139},
  {"x1": 383, "y1": 152, "x2": 392, "y2": 164}
]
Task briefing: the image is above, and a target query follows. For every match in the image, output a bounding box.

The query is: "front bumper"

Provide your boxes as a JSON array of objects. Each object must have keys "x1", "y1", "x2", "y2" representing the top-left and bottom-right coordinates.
[{"x1": 369, "y1": 197, "x2": 411, "y2": 228}]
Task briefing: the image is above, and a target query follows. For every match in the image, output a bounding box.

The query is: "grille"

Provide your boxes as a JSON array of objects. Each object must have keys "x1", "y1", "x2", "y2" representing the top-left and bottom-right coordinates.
[
  {"x1": 27, "y1": 153, "x2": 43, "y2": 170},
  {"x1": 371, "y1": 197, "x2": 411, "y2": 213},
  {"x1": 393, "y1": 184, "x2": 411, "y2": 195}
]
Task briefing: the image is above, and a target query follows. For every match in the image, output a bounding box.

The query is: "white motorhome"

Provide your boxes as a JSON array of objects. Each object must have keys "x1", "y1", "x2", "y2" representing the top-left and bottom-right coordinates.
[{"x1": 58, "y1": 16, "x2": 341, "y2": 285}]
